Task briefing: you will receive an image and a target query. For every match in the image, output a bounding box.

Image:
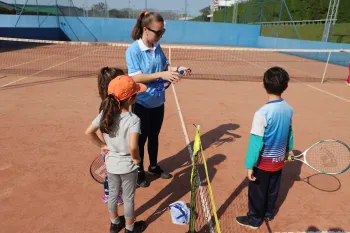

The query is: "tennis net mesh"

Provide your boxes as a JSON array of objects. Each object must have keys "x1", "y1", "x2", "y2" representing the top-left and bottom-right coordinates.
[
  {"x1": 189, "y1": 126, "x2": 221, "y2": 233},
  {"x1": 1, "y1": 37, "x2": 349, "y2": 85}
]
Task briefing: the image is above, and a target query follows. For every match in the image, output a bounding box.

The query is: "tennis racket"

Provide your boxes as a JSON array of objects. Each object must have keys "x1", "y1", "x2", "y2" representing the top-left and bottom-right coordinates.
[
  {"x1": 287, "y1": 139, "x2": 350, "y2": 175},
  {"x1": 155, "y1": 70, "x2": 188, "y2": 96},
  {"x1": 90, "y1": 153, "x2": 107, "y2": 184}
]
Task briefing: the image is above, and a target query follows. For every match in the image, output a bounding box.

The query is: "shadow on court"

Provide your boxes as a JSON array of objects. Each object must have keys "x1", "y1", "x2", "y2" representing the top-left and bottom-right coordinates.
[{"x1": 136, "y1": 153, "x2": 226, "y2": 227}]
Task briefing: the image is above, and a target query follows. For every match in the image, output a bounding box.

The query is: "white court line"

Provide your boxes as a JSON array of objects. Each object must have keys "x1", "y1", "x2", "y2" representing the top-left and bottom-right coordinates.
[
  {"x1": 0, "y1": 46, "x2": 83, "y2": 70},
  {"x1": 171, "y1": 84, "x2": 215, "y2": 233},
  {"x1": 0, "y1": 48, "x2": 101, "y2": 88},
  {"x1": 1, "y1": 54, "x2": 59, "y2": 70},
  {"x1": 269, "y1": 62, "x2": 350, "y2": 103},
  {"x1": 277, "y1": 64, "x2": 339, "y2": 84},
  {"x1": 233, "y1": 54, "x2": 350, "y2": 103},
  {"x1": 261, "y1": 52, "x2": 342, "y2": 83},
  {"x1": 303, "y1": 84, "x2": 350, "y2": 103}
]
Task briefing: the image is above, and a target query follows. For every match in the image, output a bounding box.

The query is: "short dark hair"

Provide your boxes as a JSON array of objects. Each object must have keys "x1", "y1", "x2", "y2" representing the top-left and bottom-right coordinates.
[{"x1": 263, "y1": 67, "x2": 290, "y2": 95}]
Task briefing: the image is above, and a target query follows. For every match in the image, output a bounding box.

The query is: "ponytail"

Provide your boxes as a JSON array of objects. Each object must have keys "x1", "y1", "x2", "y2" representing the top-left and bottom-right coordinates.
[
  {"x1": 131, "y1": 11, "x2": 147, "y2": 40},
  {"x1": 100, "y1": 94, "x2": 120, "y2": 134},
  {"x1": 131, "y1": 11, "x2": 164, "y2": 40},
  {"x1": 100, "y1": 94, "x2": 131, "y2": 134},
  {"x1": 97, "y1": 67, "x2": 125, "y2": 101}
]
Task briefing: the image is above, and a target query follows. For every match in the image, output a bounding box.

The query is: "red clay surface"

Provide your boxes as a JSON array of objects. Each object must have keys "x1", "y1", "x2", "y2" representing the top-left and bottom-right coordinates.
[{"x1": 0, "y1": 43, "x2": 349, "y2": 233}]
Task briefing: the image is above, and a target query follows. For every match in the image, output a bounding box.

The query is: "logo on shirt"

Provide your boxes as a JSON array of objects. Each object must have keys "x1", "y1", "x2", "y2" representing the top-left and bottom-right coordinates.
[{"x1": 272, "y1": 156, "x2": 285, "y2": 163}]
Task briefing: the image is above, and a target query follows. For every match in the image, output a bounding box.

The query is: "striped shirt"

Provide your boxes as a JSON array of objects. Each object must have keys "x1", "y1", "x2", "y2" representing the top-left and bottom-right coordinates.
[{"x1": 251, "y1": 99, "x2": 293, "y2": 172}]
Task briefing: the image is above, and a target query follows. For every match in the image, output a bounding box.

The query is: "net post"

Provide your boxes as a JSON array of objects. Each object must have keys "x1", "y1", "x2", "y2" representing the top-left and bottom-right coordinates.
[
  {"x1": 321, "y1": 51, "x2": 332, "y2": 84},
  {"x1": 188, "y1": 125, "x2": 199, "y2": 233}
]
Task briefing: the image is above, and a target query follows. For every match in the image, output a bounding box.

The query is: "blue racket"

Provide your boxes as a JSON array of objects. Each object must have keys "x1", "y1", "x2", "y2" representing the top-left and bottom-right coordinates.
[{"x1": 155, "y1": 70, "x2": 188, "y2": 97}]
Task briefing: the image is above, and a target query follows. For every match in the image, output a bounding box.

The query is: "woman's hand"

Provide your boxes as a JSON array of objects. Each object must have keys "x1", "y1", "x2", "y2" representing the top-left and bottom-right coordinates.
[{"x1": 162, "y1": 71, "x2": 180, "y2": 83}]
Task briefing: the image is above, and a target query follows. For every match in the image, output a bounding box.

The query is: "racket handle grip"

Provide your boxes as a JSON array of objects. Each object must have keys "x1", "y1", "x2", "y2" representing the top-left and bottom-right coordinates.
[
  {"x1": 178, "y1": 68, "x2": 191, "y2": 75},
  {"x1": 103, "y1": 177, "x2": 109, "y2": 195}
]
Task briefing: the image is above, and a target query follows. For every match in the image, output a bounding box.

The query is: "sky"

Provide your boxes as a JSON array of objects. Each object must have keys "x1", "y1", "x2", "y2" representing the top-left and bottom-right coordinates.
[
  {"x1": 110, "y1": 0, "x2": 211, "y2": 16},
  {"x1": 3, "y1": 0, "x2": 217, "y2": 16},
  {"x1": 77, "y1": 0, "x2": 213, "y2": 16}
]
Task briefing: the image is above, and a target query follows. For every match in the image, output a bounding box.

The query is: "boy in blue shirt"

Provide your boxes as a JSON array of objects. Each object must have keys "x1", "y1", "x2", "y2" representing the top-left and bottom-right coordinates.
[{"x1": 236, "y1": 66, "x2": 294, "y2": 229}]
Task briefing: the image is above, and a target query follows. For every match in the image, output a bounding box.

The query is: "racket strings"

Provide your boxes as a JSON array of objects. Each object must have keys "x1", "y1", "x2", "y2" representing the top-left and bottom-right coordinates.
[
  {"x1": 319, "y1": 147, "x2": 337, "y2": 167},
  {"x1": 90, "y1": 156, "x2": 107, "y2": 183},
  {"x1": 306, "y1": 141, "x2": 350, "y2": 174}
]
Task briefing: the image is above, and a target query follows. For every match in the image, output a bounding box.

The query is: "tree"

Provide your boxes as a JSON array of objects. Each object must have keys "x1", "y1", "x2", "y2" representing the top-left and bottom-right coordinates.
[
  {"x1": 200, "y1": 6, "x2": 211, "y2": 16},
  {"x1": 90, "y1": 2, "x2": 106, "y2": 17},
  {"x1": 108, "y1": 9, "x2": 119, "y2": 18},
  {"x1": 213, "y1": 0, "x2": 350, "y2": 23}
]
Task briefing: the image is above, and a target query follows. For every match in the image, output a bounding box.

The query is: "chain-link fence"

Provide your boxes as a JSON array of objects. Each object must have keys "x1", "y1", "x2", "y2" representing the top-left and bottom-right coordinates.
[{"x1": 0, "y1": 0, "x2": 200, "y2": 20}]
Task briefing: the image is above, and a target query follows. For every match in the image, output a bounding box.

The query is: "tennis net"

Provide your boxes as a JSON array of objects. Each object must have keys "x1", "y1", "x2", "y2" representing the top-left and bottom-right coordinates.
[
  {"x1": 1, "y1": 37, "x2": 349, "y2": 85},
  {"x1": 189, "y1": 125, "x2": 221, "y2": 233}
]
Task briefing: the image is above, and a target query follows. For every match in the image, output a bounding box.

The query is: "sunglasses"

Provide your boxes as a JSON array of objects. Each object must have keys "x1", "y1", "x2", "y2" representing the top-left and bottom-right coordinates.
[{"x1": 146, "y1": 27, "x2": 166, "y2": 37}]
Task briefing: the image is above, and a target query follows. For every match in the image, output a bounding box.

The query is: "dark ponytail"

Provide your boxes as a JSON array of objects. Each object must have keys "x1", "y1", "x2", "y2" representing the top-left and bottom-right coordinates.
[
  {"x1": 100, "y1": 94, "x2": 119, "y2": 134},
  {"x1": 131, "y1": 11, "x2": 164, "y2": 40},
  {"x1": 97, "y1": 67, "x2": 125, "y2": 101},
  {"x1": 100, "y1": 94, "x2": 130, "y2": 134}
]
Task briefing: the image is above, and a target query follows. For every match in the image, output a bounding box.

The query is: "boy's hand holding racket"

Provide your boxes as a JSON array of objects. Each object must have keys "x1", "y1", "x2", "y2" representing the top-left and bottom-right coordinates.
[{"x1": 284, "y1": 151, "x2": 294, "y2": 162}]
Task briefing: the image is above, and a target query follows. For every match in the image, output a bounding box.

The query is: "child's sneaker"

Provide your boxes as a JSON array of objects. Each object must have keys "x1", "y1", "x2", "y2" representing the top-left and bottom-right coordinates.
[
  {"x1": 264, "y1": 215, "x2": 274, "y2": 221},
  {"x1": 102, "y1": 194, "x2": 109, "y2": 204},
  {"x1": 110, "y1": 216, "x2": 126, "y2": 233},
  {"x1": 102, "y1": 191, "x2": 123, "y2": 205},
  {"x1": 124, "y1": 221, "x2": 146, "y2": 233},
  {"x1": 235, "y1": 216, "x2": 258, "y2": 229},
  {"x1": 148, "y1": 165, "x2": 172, "y2": 179},
  {"x1": 137, "y1": 170, "x2": 150, "y2": 187}
]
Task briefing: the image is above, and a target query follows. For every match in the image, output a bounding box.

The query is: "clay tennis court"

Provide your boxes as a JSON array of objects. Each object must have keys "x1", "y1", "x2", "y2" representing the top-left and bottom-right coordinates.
[{"x1": 0, "y1": 39, "x2": 349, "y2": 233}]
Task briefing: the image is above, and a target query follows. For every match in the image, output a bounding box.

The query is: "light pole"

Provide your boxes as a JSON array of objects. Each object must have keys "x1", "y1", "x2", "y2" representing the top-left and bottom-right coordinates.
[{"x1": 185, "y1": 0, "x2": 187, "y2": 20}]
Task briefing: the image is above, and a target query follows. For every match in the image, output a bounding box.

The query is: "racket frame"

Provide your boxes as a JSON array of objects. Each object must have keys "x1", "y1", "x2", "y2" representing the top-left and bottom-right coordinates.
[
  {"x1": 90, "y1": 153, "x2": 107, "y2": 184},
  {"x1": 288, "y1": 139, "x2": 350, "y2": 175}
]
